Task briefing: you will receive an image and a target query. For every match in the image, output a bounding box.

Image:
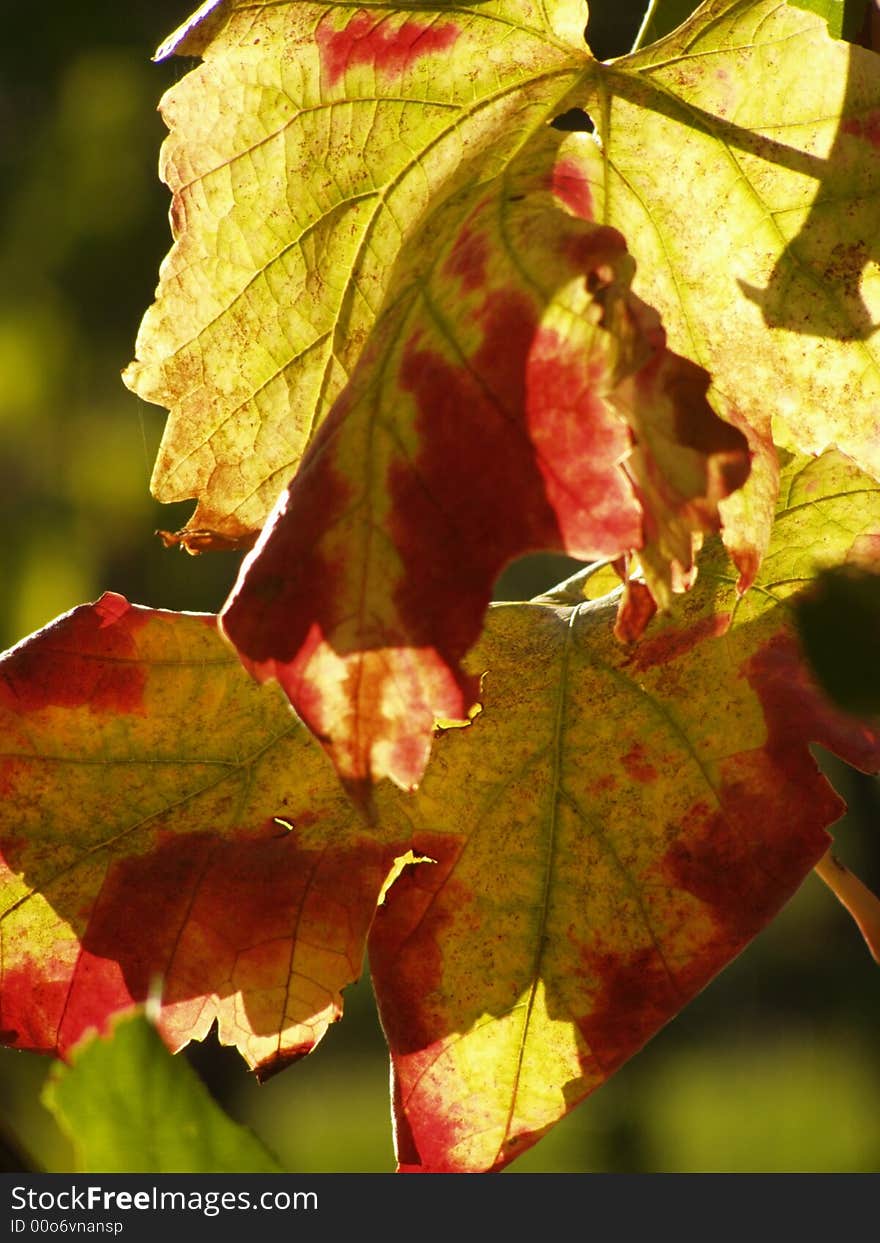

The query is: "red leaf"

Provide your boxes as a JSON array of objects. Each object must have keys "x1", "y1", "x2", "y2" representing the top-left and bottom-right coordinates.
[
  {"x1": 0, "y1": 599, "x2": 401, "y2": 1076},
  {"x1": 222, "y1": 136, "x2": 748, "y2": 790}
]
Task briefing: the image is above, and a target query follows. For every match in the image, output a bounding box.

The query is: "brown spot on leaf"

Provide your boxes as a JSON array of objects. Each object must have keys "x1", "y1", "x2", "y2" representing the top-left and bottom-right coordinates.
[
  {"x1": 255, "y1": 1042, "x2": 315, "y2": 1083},
  {"x1": 157, "y1": 526, "x2": 257, "y2": 553},
  {"x1": 822, "y1": 240, "x2": 869, "y2": 301}
]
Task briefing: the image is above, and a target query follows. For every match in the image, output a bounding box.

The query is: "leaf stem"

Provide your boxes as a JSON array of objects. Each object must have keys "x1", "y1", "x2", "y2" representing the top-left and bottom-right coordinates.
[
  {"x1": 631, "y1": 0, "x2": 661, "y2": 52},
  {"x1": 531, "y1": 560, "x2": 618, "y2": 605},
  {"x1": 814, "y1": 849, "x2": 880, "y2": 964}
]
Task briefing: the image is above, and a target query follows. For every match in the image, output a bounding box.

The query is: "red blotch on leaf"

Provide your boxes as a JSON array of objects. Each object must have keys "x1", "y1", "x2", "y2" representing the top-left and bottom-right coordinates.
[
  {"x1": 222, "y1": 455, "x2": 352, "y2": 670},
  {"x1": 842, "y1": 112, "x2": 880, "y2": 148},
  {"x1": 370, "y1": 833, "x2": 467, "y2": 1056},
  {"x1": 577, "y1": 945, "x2": 683, "y2": 1075},
  {"x1": 665, "y1": 630, "x2": 880, "y2": 944},
  {"x1": 620, "y1": 742, "x2": 658, "y2": 783},
  {"x1": 552, "y1": 157, "x2": 594, "y2": 219},
  {"x1": 573, "y1": 627, "x2": 880, "y2": 1087},
  {"x1": 0, "y1": 756, "x2": 28, "y2": 800},
  {"x1": 0, "y1": 967, "x2": 75, "y2": 1050},
  {"x1": 628, "y1": 612, "x2": 731, "y2": 672},
  {"x1": 369, "y1": 833, "x2": 480, "y2": 1172},
  {"x1": 316, "y1": 11, "x2": 460, "y2": 86},
  {"x1": 443, "y1": 227, "x2": 490, "y2": 292},
  {"x1": 526, "y1": 327, "x2": 640, "y2": 549},
  {"x1": 4, "y1": 824, "x2": 396, "y2": 1072},
  {"x1": 222, "y1": 204, "x2": 744, "y2": 788},
  {"x1": 392, "y1": 290, "x2": 639, "y2": 677},
  {"x1": 614, "y1": 579, "x2": 658, "y2": 643},
  {"x1": 0, "y1": 594, "x2": 148, "y2": 716}
]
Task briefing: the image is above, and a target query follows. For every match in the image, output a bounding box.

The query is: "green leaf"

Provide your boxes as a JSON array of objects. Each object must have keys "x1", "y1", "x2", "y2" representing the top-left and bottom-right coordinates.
[
  {"x1": 578, "y1": 0, "x2": 880, "y2": 582},
  {"x1": 43, "y1": 1011, "x2": 283, "y2": 1172},
  {"x1": 123, "y1": 0, "x2": 595, "y2": 550}
]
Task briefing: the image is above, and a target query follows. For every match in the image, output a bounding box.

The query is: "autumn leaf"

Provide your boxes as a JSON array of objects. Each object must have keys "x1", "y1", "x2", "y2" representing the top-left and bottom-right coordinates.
[
  {"x1": 575, "y1": 0, "x2": 880, "y2": 580},
  {"x1": 7, "y1": 0, "x2": 880, "y2": 1184},
  {"x1": 0, "y1": 594, "x2": 400, "y2": 1078},
  {"x1": 3, "y1": 451, "x2": 879, "y2": 1172},
  {"x1": 368, "y1": 448, "x2": 880, "y2": 1171},
  {"x1": 123, "y1": 0, "x2": 597, "y2": 548},
  {"x1": 220, "y1": 126, "x2": 748, "y2": 792},
  {"x1": 126, "y1": 0, "x2": 880, "y2": 797},
  {"x1": 44, "y1": 1011, "x2": 283, "y2": 1172},
  {"x1": 124, "y1": 0, "x2": 758, "y2": 791}
]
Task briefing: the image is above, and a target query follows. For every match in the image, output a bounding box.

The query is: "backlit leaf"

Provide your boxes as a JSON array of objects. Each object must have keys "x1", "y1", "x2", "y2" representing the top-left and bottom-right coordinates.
[
  {"x1": 123, "y1": 0, "x2": 596, "y2": 548},
  {"x1": 5, "y1": 451, "x2": 877, "y2": 1172},
  {"x1": 577, "y1": 0, "x2": 880, "y2": 580},
  {"x1": 0, "y1": 594, "x2": 399, "y2": 1078},
  {"x1": 220, "y1": 128, "x2": 748, "y2": 791},
  {"x1": 368, "y1": 449, "x2": 880, "y2": 1171},
  {"x1": 44, "y1": 1011, "x2": 283, "y2": 1172}
]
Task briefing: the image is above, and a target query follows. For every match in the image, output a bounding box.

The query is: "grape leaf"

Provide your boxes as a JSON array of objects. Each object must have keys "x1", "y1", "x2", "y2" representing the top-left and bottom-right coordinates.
[
  {"x1": 575, "y1": 0, "x2": 880, "y2": 580},
  {"x1": 44, "y1": 1011, "x2": 283, "y2": 1172},
  {"x1": 123, "y1": 0, "x2": 596, "y2": 548},
  {"x1": 368, "y1": 448, "x2": 880, "y2": 1171},
  {"x1": 0, "y1": 594, "x2": 400, "y2": 1079},
  {"x1": 3, "y1": 452, "x2": 878, "y2": 1172},
  {"x1": 126, "y1": 0, "x2": 880, "y2": 796},
  {"x1": 220, "y1": 126, "x2": 748, "y2": 791}
]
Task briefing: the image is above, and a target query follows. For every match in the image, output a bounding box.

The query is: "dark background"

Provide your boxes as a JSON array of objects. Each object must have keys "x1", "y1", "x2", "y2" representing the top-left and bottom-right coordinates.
[{"x1": 1, "y1": 0, "x2": 878, "y2": 1173}]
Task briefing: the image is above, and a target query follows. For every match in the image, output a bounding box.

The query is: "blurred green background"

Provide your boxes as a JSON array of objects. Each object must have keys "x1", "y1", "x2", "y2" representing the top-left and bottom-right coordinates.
[{"x1": 1, "y1": 0, "x2": 879, "y2": 1174}]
